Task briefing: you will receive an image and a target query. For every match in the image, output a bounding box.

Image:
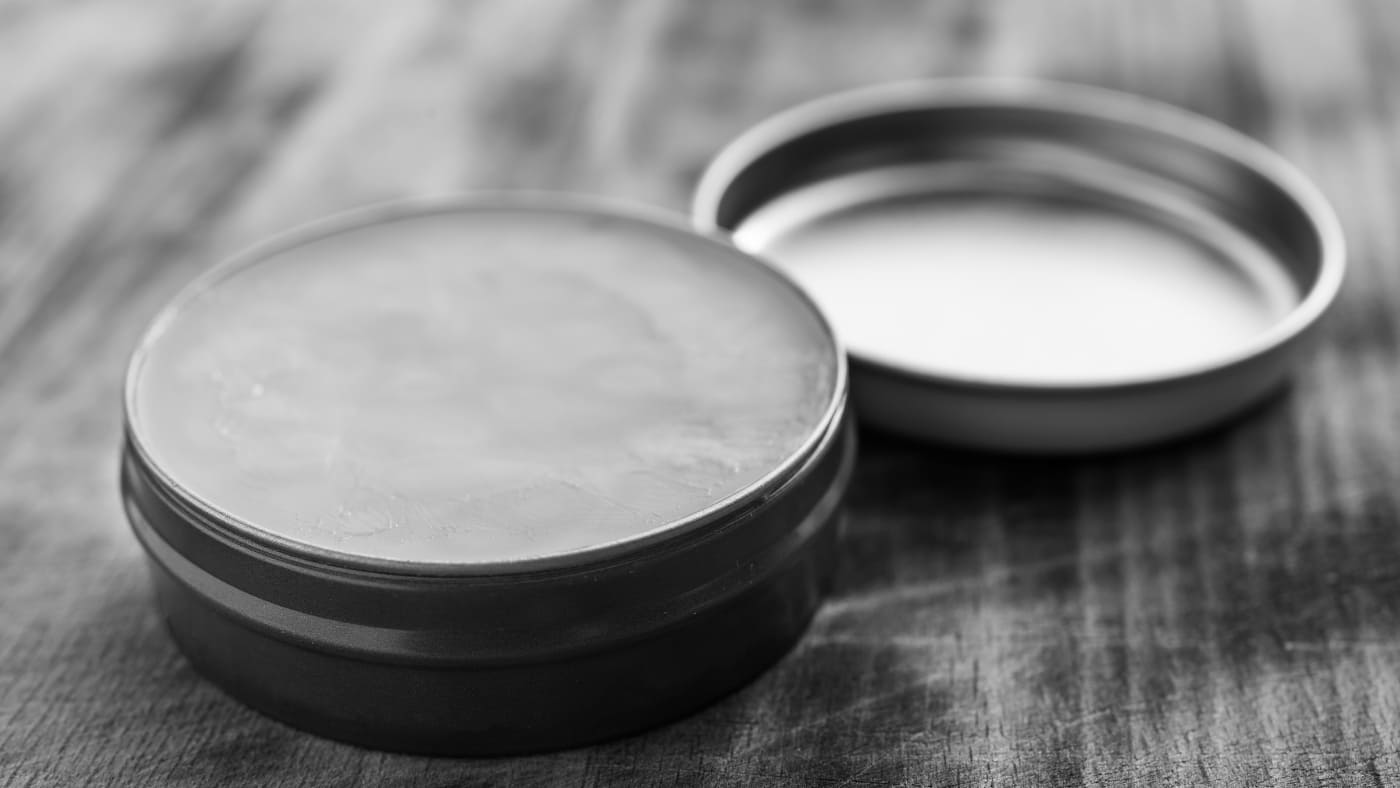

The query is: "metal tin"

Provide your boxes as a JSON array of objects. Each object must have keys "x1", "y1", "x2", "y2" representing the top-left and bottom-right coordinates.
[
  {"x1": 694, "y1": 80, "x2": 1345, "y2": 452},
  {"x1": 121, "y1": 197, "x2": 852, "y2": 755}
]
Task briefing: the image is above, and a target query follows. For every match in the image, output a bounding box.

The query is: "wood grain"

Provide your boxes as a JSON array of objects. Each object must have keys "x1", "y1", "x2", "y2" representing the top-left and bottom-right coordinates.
[{"x1": 2, "y1": 1, "x2": 1399, "y2": 785}]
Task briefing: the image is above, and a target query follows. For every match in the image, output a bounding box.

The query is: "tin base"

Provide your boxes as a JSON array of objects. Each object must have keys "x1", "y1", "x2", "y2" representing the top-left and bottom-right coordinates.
[
  {"x1": 145, "y1": 522, "x2": 836, "y2": 755},
  {"x1": 126, "y1": 417, "x2": 853, "y2": 756}
]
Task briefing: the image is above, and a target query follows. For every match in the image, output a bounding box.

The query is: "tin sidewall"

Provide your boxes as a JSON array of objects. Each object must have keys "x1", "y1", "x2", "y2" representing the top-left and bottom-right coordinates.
[{"x1": 125, "y1": 416, "x2": 855, "y2": 754}]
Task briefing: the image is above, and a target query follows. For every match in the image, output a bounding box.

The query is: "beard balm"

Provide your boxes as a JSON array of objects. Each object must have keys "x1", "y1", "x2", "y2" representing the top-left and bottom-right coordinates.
[{"x1": 121, "y1": 197, "x2": 852, "y2": 755}]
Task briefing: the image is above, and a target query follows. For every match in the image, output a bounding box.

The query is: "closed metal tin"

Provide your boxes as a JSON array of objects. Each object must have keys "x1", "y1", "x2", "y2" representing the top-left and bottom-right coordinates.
[
  {"x1": 694, "y1": 80, "x2": 1345, "y2": 452},
  {"x1": 121, "y1": 196, "x2": 852, "y2": 755}
]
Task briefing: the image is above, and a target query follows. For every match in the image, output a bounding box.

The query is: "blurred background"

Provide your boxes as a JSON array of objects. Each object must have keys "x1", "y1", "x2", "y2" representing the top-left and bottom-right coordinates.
[{"x1": 3, "y1": 1, "x2": 1399, "y2": 786}]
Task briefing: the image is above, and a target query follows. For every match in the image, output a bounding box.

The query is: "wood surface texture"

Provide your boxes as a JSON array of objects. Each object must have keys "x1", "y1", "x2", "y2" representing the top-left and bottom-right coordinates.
[{"x1": 2, "y1": 1, "x2": 1398, "y2": 785}]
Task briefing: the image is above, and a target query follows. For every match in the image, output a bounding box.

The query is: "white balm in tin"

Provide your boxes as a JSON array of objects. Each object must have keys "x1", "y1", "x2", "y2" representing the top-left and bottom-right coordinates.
[{"x1": 122, "y1": 198, "x2": 852, "y2": 754}]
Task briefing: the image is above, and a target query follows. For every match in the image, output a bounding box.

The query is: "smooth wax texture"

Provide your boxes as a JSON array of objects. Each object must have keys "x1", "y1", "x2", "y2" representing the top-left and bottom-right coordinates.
[
  {"x1": 129, "y1": 206, "x2": 838, "y2": 566},
  {"x1": 738, "y1": 176, "x2": 1300, "y2": 385}
]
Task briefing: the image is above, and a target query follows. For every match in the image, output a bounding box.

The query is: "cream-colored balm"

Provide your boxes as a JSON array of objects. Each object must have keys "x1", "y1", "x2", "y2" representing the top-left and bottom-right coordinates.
[
  {"x1": 128, "y1": 206, "x2": 838, "y2": 566},
  {"x1": 739, "y1": 183, "x2": 1299, "y2": 386}
]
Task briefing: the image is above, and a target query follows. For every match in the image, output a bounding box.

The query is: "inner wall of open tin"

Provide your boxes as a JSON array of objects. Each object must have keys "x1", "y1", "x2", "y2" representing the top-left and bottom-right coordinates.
[
  {"x1": 705, "y1": 103, "x2": 1327, "y2": 387},
  {"x1": 125, "y1": 204, "x2": 843, "y2": 569}
]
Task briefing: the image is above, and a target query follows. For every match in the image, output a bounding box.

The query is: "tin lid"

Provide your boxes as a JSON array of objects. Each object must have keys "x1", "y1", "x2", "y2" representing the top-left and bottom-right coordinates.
[
  {"x1": 693, "y1": 80, "x2": 1345, "y2": 452},
  {"x1": 123, "y1": 197, "x2": 848, "y2": 573}
]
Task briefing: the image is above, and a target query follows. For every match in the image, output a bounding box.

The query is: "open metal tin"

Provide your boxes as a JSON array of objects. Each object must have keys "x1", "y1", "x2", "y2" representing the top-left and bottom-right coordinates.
[
  {"x1": 121, "y1": 197, "x2": 852, "y2": 755},
  {"x1": 694, "y1": 80, "x2": 1345, "y2": 452}
]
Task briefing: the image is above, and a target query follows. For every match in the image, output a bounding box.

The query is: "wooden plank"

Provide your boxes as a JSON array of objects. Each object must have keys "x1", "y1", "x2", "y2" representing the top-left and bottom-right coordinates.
[{"x1": 2, "y1": 0, "x2": 1399, "y2": 785}]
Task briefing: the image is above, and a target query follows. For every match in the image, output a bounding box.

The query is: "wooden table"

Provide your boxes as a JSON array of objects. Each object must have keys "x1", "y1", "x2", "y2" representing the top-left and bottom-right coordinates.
[{"x1": 3, "y1": 1, "x2": 1398, "y2": 785}]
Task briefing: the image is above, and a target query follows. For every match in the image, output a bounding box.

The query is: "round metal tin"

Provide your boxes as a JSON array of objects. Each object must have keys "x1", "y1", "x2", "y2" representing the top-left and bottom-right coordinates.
[
  {"x1": 693, "y1": 80, "x2": 1345, "y2": 452},
  {"x1": 121, "y1": 196, "x2": 852, "y2": 755}
]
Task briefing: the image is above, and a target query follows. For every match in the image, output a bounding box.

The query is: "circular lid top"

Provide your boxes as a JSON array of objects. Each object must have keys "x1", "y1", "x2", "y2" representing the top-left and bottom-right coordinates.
[
  {"x1": 125, "y1": 199, "x2": 844, "y2": 569},
  {"x1": 694, "y1": 80, "x2": 1345, "y2": 451}
]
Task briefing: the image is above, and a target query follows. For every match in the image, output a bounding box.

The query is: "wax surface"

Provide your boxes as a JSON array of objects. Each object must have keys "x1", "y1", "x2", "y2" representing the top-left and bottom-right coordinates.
[
  {"x1": 130, "y1": 206, "x2": 838, "y2": 566},
  {"x1": 737, "y1": 181, "x2": 1299, "y2": 385}
]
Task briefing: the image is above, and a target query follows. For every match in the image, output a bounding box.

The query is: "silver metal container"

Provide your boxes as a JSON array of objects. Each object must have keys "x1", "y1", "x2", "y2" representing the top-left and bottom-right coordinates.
[
  {"x1": 694, "y1": 80, "x2": 1345, "y2": 452},
  {"x1": 121, "y1": 197, "x2": 852, "y2": 755}
]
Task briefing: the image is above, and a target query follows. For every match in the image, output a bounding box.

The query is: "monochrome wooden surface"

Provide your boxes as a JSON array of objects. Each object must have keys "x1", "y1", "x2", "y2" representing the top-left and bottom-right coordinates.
[{"x1": 2, "y1": 1, "x2": 1398, "y2": 785}]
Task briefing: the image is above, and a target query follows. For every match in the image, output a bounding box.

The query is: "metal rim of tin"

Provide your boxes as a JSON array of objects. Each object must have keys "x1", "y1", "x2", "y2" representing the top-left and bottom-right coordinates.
[
  {"x1": 691, "y1": 79, "x2": 1345, "y2": 450},
  {"x1": 122, "y1": 193, "x2": 850, "y2": 575},
  {"x1": 119, "y1": 194, "x2": 855, "y2": 754}
]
